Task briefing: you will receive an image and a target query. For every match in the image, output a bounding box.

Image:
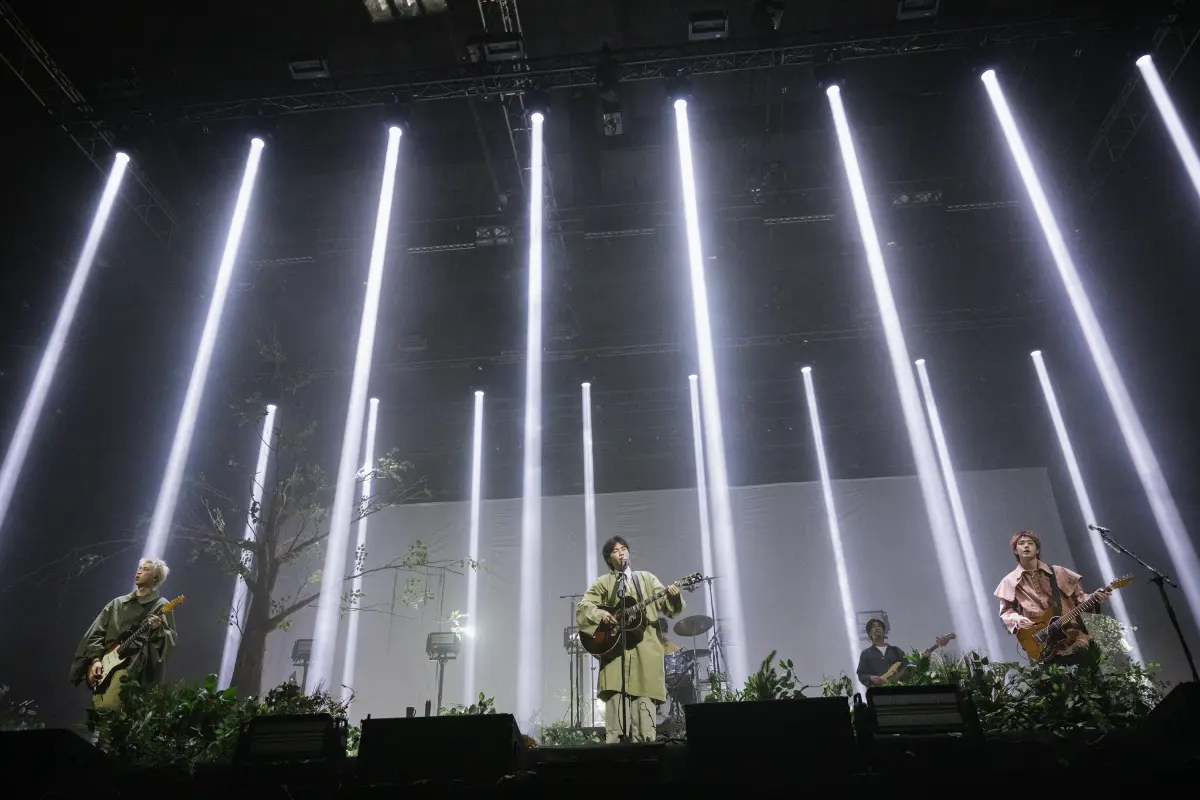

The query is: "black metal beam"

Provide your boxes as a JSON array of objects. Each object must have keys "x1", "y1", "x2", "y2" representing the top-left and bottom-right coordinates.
[
  {"x1": 0, "y1": 1, "x2": 182, "y2": 251},
  {"x1": 81, "y1": 14, "x2": 1118, "y2": 128}
]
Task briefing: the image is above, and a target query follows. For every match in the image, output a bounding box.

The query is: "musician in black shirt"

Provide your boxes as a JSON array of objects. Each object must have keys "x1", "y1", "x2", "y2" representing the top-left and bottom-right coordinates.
[{"x1": 855, "y1": 618, "x2": 908, "y2": 687}]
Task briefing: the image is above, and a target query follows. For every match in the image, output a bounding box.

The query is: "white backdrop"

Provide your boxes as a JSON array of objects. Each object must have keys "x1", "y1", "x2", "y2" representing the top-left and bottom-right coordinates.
[{"x1": 264, "y1": 467, "x2": 1074, "y2": 728}]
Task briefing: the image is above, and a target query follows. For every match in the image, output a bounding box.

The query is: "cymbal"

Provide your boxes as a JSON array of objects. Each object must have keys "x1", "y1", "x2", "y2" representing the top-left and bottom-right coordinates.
[
  {"x1": 683, "y1": 648, "x2": 710, "y2": 660},
  {"x1": 673, "y1": 615, "x2": 714, "y2": 637},
  {"x1": 663, "y1": 641, "x2": 682, "y2": 654}
]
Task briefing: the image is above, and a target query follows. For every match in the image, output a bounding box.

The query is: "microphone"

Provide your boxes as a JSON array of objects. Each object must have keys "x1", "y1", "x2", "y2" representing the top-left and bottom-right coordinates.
[{"x1": 1088, "y1": 524, "x2": 1111, "y2": 534}]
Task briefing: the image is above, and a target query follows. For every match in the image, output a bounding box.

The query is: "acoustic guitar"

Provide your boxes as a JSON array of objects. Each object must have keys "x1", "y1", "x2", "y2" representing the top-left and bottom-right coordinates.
[
  {"x1": 1016, "y1": 574, "x2": 1133, "y2": 663},
  {"x1": 579, "y1": 573, "x2": 703, "y2": 659},
  {"x1": 877, "y1": 632, "x2": 955, "y2": 684},
  {"x1": 88, "y1": 595, "x2": 185, "y2": 696}
]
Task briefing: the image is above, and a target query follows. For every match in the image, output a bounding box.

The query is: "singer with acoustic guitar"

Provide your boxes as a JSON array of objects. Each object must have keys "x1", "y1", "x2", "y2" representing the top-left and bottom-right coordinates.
[
  {"x1": 994, "y1": 530, "x2": 1117, "y2": 667},
  {"x1": 70, "y1": 558, "x2": 178, "y2": 711},
  {"x1": 576, "y1": 536, "x2": 686, "y2": 743}
]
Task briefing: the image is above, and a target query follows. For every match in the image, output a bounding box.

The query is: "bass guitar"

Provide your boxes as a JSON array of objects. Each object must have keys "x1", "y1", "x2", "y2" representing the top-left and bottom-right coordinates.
[
  {"x1": 579, "y1": 573, "x2": 703, "y2": 659},
  {"x1": 877, "y1": 632, "x2": 955, "y2": 684},
  {"x1": 88, "y1": 595, "x2": 185, "y2": 696},
  {"x1": 1016, "y1": 574, "x2": 1133, "y2": 663}
]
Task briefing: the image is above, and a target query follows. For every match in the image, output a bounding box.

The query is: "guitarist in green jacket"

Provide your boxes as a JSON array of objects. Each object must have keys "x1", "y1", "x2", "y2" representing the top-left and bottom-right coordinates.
[
  {"x1": 577, "y1": 536, "x2": 684, "y2": 743},
  {"x1": 70, "y1": 558, "x2": 178, "y2": 710}
]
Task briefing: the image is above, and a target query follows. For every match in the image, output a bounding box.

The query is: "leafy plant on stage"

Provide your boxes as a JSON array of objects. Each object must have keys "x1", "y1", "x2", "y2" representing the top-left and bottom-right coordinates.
[
  {"x1": 9, "y1": 336, "x2": 477, "y2": 694},
  {"x1": 890, "y1": 648, "x2": 1166, "y2": 739},
  {"x1": 1081, "y1": 613, "x2": 1135, "y2": 674},
  {"x1": 441, "y1": 692, "x2": 497, "y2": 716},
  {"x1": 0, "y1": 683, "x2": 43, "y2": 731},
  {"x1": 540, "y1": 718, "x2": 604, "y2": 746},
  {"x1": 820, "y1": 673, "x2": 856, "y2": 699},
  {"x1": 704, "y1": 651, "x2": 813, "y2": 703},
  {"x1": 87, "y1": 673, "x2": 361, "y2": 771}
]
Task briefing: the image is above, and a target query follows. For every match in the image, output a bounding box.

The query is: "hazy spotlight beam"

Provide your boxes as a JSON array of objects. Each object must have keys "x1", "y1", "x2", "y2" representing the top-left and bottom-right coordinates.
[
  {"x1": 217, "y1": 403, "x2": 277, "y2": 690},
  {"x1": 582, "y1": 383, "x2": 598, "y2": 583},
  {"x1": 673, "y1": 99, "x2": 749, "y2": 684},
  {"x1": 342, "y1": 397, "x2": 380, "y2": 709},
  {"x1": 1032, "y1": 351, "x2": 1143, "y2": 662},
  {"x1": 825, "y1": 85, "x2": 981, "y2": 650},
  {"x1": 982, "y1": 70, "x2": 1200, "y2": 635},
  {"x1": 914, "y1": 359, "x2": 1003, "y2": 658},
  {"x1": 802, "y1": 367, "x2": 861, "y2": 677},
  {"x1": 516, "y1": 111, "x2": 546, "y2": 724},
  {"x1": 1136, "y1": 55, "x2": 1200, "y2": 207},
  {"x1": 0, "y1": 152, "x2": 129, "y2": 541},
  {"x1": 687, "y1": 375, "x2": 714, "y2": 617},
  {"x1": 308, "y1": 126, "x2": 403, "y2": 691},
  {"x1": 463, "y1": 391, "x2": 485, "y2": 703},
  {"x1": 143, "y1": 138, "x2": 265, "y2": 561}
]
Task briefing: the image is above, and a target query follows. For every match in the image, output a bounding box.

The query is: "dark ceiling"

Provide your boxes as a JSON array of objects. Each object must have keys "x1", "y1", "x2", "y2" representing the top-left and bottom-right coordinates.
[{"x1": 1, "y1": 0, "x2": 1197, "y2": 509}]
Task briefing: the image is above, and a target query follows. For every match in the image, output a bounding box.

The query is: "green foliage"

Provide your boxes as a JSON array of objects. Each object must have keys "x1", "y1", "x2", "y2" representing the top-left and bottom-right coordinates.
[
  {"x1": 0, "y1": 683, "x2": 43, "y2": 731},
  {"x1": 87, "y1": 675, "x2": 361, "y2": 772},
  {"x1": 891, "y1": 648, "x2": 1166, "y2": 739},
  {"x1": 441, "y1": 692, "x2": 497, "y2": 716},
  {"x1": 820, "y1": 674, "x2": 856, "y2": 699},
  {"x1": 540, "y1": 719, "x2": 603, "y2": 746},
  {"x1": 704, "y1": 651, "x2": 811, "y2": 703}
]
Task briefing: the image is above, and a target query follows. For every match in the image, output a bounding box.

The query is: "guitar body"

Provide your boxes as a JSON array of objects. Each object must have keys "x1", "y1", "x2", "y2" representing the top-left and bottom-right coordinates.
[
  {"x1": 89, "y1": 640, "x2": 134, "y2": 696},
  {"x1": 92, "y1": 668, "x2": 128, "y2": 710},
  {"x1": 578, "y1": 597, "x2": 647, "y2": 658},
  {"x1": 1016, "y1": 610, "x2": 1083, "y2": 663}
]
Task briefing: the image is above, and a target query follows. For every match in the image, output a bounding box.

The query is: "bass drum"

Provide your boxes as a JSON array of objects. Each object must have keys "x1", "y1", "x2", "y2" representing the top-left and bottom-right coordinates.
[{"x1": 664, "y1": 652, "x2": 693, "y2": 692}]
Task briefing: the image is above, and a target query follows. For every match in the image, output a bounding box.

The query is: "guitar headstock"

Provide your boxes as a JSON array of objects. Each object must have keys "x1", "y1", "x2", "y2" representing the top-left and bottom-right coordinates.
[
  {"x1": 676, "y1": 573, "x2": 704, "y2": 589},
  {"x1": 1110, "y1": 574, "x2": 1134, "y2": 590},
  {"x1": 163, "y1": 595, "x2": 185, "y2": 613},
  {"x1": 938, "y1": 633, "x2": 956, "y2": 646}
]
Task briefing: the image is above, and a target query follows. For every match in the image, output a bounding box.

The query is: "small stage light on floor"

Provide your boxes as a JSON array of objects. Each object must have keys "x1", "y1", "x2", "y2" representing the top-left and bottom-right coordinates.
[
  {"x1": 426, "y1": 631, "x2": 461, "y2": 715},
  {"x1": 290, "y1": 638, "x2": 313, "y2": 689}
]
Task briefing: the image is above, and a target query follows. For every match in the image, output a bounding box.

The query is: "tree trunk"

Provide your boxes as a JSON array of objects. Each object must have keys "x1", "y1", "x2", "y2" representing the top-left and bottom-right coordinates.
[{"x1": 230, "y1": 576, "x2": 274, "y2": 694}]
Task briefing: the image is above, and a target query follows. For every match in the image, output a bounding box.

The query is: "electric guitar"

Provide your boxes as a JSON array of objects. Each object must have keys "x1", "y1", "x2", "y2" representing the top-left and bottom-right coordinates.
[
  {"x1": 88, "y1": 595, "x2": 185, "y2": 695},
  {"x1": 579, "y1": 573, "x2": 703, "y2": 659},
  {"x1": 1016, "y1": 574, "x2": 1133, "y2": 663},
  {"x1": 877, "y1": 633, "x2": 955, "y2": 684}
]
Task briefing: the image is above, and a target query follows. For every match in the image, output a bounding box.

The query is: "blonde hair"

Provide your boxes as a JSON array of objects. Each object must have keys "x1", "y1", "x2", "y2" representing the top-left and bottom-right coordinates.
[{"x1": 140, "y1": 558, "x2": 170, "y2": 588}]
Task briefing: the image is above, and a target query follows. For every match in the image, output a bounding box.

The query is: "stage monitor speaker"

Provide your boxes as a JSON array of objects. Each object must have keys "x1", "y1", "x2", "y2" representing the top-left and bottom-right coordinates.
[
  {"x1": 356, "y1": 713, "x2": 523, "y2": 786},
  {"x1": 1142, "y1": 681, "x2": 1199, "y2": 743},
  {"x1": 685, "y1": 698, "x2": 859, "y2": 778},
  {"x1": 0, "y1": 729, "x2": 112, "y2": 790},
  {"x1": 861, "y1": 683, "x2": 982, "y2": 741},
  {"x1": 233, "y1": 713, "x2": 347, "y2": 768}
]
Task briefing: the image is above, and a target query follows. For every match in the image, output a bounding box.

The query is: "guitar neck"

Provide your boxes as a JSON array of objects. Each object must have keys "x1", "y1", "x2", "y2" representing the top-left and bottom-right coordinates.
[{"x1": 1056, "y1": 584, "x2": 1109, "y2": 627}]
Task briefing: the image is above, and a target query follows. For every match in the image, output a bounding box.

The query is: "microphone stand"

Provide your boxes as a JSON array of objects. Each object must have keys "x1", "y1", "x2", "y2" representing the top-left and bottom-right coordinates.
[
  {"x1": 616, "y1": 561, "x2": 630, "y2": 743},
  {"x1": 1096, "y1": 526, "x2": 1199, "y2": 683}
]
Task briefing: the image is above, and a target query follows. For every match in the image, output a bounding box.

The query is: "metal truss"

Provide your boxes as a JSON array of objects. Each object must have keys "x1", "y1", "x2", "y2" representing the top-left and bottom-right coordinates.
[
  {"x1": 0, "y1": 2, "x2": 182, "y2": 250},
  {"x1": 1083, "y1": 0, "x2": 1200, "y2": 199},
  {"x1": 89, "y1": 14, "x2": 1117, "y2": 127}
]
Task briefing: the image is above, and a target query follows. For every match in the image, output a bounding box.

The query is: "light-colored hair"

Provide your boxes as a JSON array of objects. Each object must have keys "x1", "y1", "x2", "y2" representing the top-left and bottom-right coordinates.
[{"x1": 139, "y1": 558, "x2": 170, "y2": 588}]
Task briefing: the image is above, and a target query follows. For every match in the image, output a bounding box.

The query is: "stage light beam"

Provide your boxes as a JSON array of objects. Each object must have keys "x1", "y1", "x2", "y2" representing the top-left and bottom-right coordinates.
[
  {"x1": 582, "y1": 382, "x2": 598, "y2": 583},
  {"x1": 1031, "y1": 351, "x2": 1143, "y2": 663},
  {"x1": 309, "y1": 126, "x2": 403, "y2": 691},
  {"x1": 463, "y1": 391, "x2": 485, "y2": 703},
  {"x1": 342, "y1": 397, "x2": 380, "y2": 710},
  {"x1": 802, "y1": 367, "x2": 862, "y2": 679},
  {"x1": 143, "y1": 138, "x2": 265, "y2": 561},
  {"x1": 217, "y1": 403, "x2": 277, "y2": 690},
  {"x1": 673, "y1": 98, "x2": 749, "y2": 685},
  {"x1": 687, "y1": 375, "x2": 714, "y2": 617},
  {"x1": 516, "y1": 111, "x2": 546, "y2": 725},
  {"x1": 914, "y1": 359, "x2": 1003, "y2": 658},
  {"x1": 825, "y1": 85, "x2": 981, "y2": 650},
  {"x1": 1136, "y1": 55, "x2": 1200, "y2": 209},
  {"x1": 0, "y1": 152, "x2": 129, "y2": 542},
  {"x1": 982, "y1": 69, "x2": 1200, "y2": 638}
]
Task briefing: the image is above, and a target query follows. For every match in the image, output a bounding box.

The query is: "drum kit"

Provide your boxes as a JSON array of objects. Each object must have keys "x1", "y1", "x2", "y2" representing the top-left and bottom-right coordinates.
[{"x1": 660, "y1": 611, "x2": 723, "y2": 724}]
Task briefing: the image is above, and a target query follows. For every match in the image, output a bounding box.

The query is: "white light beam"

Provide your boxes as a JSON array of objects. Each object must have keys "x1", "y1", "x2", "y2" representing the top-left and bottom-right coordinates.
[
  {"x1": 1031, "y1": 351, "x2": 1144, "y2": 663},
  {"x1": 217, "y1": 403, "x2": 277, "y2": 690},
  {"x1": 342, "y1": 396, "x2": 380, "y2": 710},
  {"x1": 143, "y1": 138, "x2": 265, "y2": 561},
  {"x1": 673, "y1": 98, "x2": 749, "y2": 685},
  {"x1": 825, "y1": 85, "x2": 981, "y2": 650},
  {"x1": 582, "y1": 382, "x2": 598, "y2": 583},
  {"x1": 516, "y1": 111, "x2": 546, "y2": 725},
  {"x1": 309, "y1": 126, "x2": 403, "y2": 691},
  {"x1": 914, "y1": 359, "x2": 1003, "y2": 658},
  {"x1": 801, "y1": 367, "x2": 862, "y2": 678},
  {"x1": 1136, "y1": 55, "x2": 1200, "y2": 208},
  {"x1": 982, "y1": 70, "x2": 1200, "y2": 637},
  {"x1": 0, "y1": 152, "x2": 129, "y2": 541},
  {"x1": 687, "y1": 375, "x2": 714, "y2": 617},
  {"x1": 463, "y1": 390, "x2": 485, "y2": 703}
]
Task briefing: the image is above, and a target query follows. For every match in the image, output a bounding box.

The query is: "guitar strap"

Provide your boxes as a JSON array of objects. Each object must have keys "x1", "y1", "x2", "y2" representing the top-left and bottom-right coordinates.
[{"x1": 1048, "y1": 568, "x2": 1063, "y2": 617}]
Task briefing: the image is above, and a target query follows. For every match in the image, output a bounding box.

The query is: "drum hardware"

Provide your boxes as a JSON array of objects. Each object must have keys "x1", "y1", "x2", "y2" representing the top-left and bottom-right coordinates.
[{"x1": 559, "y1": 593, "x2": 593, "y2": 728}]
